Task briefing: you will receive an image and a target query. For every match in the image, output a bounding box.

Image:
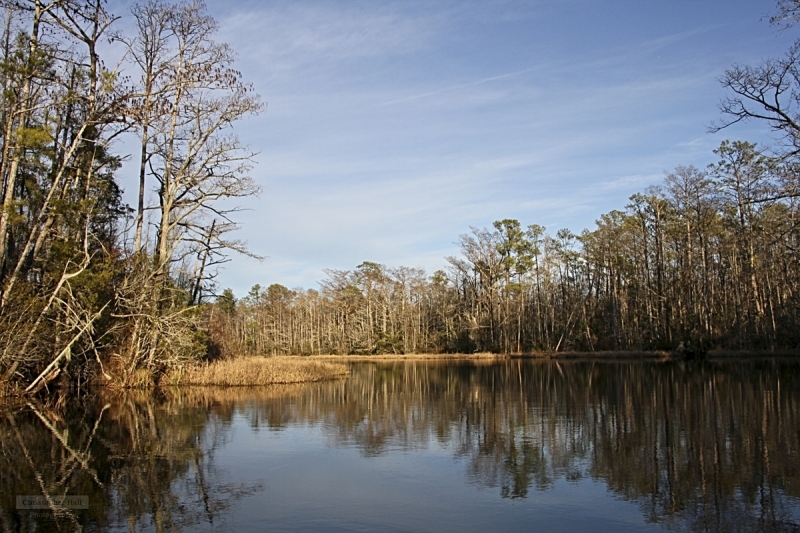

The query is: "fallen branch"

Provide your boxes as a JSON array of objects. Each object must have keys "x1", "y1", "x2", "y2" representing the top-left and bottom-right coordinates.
[{"x1": 24, "y1": 301, "x2": 110, "y2": 393}]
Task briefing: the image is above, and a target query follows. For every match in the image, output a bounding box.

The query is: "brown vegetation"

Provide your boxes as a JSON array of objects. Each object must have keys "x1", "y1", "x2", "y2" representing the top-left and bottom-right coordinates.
[
  {"x1": 164, "y1": 356, "x2": 349, "y2": 387},
  {"x1": 312, "y1": 352, "x2": 507, "y2": 362}
]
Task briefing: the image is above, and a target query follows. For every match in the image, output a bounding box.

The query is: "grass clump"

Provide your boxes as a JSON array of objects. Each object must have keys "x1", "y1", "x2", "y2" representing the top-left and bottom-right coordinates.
[{"x1": 167, "y1": 356, "x2": 349, "y2": 386}]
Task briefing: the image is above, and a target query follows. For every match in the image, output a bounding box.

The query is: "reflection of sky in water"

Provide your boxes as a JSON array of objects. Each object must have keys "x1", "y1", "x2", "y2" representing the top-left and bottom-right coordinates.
[
  {"x1": 5, "y1": 361, "x2": 800, "y2": 532},
  {"x1": 210, "y1": 412, "x2": 666, "y2": 533},
  {"x1": 174, "y1": 360, "x2": 800, "y2": 533}
]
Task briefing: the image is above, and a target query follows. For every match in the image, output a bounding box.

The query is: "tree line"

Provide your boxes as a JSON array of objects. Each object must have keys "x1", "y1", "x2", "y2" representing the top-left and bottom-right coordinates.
[
  {"x1": 0, "y1": 0, "x2": 261, "y2": 392},
  {"x1": 2, "y1": 0, "x2": 800, "y2": 391},
  {"x1": 210, "y1": 1, "x2": 800, "y2": 358},
  {"x1": 210, "y1": 140, "x2": 800, "y2": 355}
]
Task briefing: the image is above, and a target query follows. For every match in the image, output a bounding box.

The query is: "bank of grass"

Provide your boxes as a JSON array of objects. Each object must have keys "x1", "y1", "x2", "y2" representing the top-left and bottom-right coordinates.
[
  {"x1": 518, "y1": 350, "x2": 672, "y2": 359},
  {"x1": 160, "y1": 383, "x2": 311, "y2": 404},
  {"x1": 311, "y1": 352, "x2": 508, "y2": 362},
  {"x1": 519, "y1": 349, "x2": 800, "y2": 360},
  {"x1": 308, "y1": 349, "x2": 800, "y2": 361},
  {"x1": 166, "y1": 356, "x2": 349, "y2": 386},
  {"x1": 163, "y1": 349, "x2": 800, "y2": 388},
  {"x1": 311, "y1": 351, "x2": 672, "y2": 361}
]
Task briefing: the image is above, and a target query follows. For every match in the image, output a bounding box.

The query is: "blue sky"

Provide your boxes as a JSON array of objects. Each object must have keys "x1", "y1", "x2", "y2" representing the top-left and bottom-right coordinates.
[{"x1": 117, "y1": 0, "x2": 794, "y2": 296}]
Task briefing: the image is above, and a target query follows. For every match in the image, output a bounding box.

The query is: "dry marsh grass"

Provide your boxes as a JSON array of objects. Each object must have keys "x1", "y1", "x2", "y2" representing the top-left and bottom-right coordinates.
[
  {"x1": 309, "y1": 351, "x2": 675, "y2": 361},
  {"x1": 160, "y1": 384, "x2": 311, "y2": 405},
  {"x1": 518, "y1": 350, "x2": 672, "y2": 359},
  {"x1": 167, "y1": 356, "x2": 349, "y2": 386},
  {"x1": 311, "y1": 352, "x2": 508, "y2": 362}
]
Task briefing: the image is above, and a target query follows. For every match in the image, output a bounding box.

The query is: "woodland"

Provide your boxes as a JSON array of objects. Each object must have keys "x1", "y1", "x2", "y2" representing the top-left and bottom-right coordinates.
[
  {"x1": 211, "y1": 144, "x2": 800, "y2": 357},
  {"x1": 0, "y1": 0, "x2": 261, "y2": 392},
  {"x1": 1, "y1": 0, "x2": 800, "y2": 393}
]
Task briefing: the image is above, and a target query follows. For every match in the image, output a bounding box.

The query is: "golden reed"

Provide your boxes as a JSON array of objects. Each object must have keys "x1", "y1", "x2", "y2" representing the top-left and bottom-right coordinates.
[{"x1": 166, "y1": 356, "x2": 349, "y2": 386}]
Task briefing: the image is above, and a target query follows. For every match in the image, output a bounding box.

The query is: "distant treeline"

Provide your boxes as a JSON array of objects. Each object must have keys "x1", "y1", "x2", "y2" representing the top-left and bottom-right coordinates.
[{"x1": 211, "y1": 140, "x2": 800, "y2": 355}]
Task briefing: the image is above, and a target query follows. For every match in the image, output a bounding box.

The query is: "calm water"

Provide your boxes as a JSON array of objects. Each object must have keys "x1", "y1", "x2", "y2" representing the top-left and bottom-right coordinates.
[{"x1": 2, "y1": 359, "x2": 800, "y2": 532}]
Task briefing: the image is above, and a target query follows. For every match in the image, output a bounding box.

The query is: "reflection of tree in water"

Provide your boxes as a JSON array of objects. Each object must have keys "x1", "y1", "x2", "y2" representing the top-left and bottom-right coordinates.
[
  {"x1": 3, "y1": 361, "x2": 797, "y2": 532},
  {"x1": 238, "y1": 359, "x2": 800, "y2": 532},
  {"x1": 0, "y1": 391, "x2": 259, "y2": 532}
]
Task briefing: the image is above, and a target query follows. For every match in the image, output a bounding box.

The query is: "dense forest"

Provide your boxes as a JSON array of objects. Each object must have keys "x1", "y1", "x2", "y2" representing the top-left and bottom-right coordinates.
[
  {"x1": 1, "y1": 0, "x2": 800, "y2": 393},
  {"x1": 0, "y1": 0, "x2": 261, "y2": 392},
  {"x1": 207, "y1": 3, "x2": 800, "y2": 358},
  {"x1": 209, "y1": 142, "x2": 800, "y2": 356}
]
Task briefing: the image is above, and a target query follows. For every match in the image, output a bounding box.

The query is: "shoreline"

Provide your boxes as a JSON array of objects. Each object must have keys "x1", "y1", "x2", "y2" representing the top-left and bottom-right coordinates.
[
  {"x1": 302, "y1": 349, "x2": 800, "y2": 362},
  {"x1": 6, "y1": 350, "x2": 796, "y2": 396}
]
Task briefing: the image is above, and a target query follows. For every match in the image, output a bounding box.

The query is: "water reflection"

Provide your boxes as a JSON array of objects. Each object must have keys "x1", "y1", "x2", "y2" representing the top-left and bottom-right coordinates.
[
  {"x1": 1, "y1": 360, "x2": 799, "y2": 532},
  {"x1": 0, "y1": 390, "x2": 259, "y2": 532},
  {"x1": 229, "y1": 360, "x2": 800, "y2": 532}
]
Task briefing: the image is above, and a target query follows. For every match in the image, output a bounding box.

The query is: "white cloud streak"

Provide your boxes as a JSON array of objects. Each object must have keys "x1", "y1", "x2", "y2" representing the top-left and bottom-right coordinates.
[{"x1": 105, "y1": 0, "x2": 787, "y2": 294}]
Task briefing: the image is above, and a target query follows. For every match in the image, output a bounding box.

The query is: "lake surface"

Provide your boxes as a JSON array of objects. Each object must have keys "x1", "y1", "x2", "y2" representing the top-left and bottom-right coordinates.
[{"x1": 2, "y1": 359, "x2": 800, "y2": 532}]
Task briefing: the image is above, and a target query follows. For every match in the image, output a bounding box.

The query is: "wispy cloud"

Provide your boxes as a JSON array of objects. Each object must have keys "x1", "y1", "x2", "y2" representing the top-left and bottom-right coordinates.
[
  {"x1": 178, "y1": 0, "x2": 786, "y2": 293},
  {"x1": 219, "y1": 2, "x2": 442, "y2": 73},
  {"x1": 378, "y1": 69, "x2": 537, "y2": 106},
  {"x1": 600, "y1": 173, "x2": 663, "y2": 191}
]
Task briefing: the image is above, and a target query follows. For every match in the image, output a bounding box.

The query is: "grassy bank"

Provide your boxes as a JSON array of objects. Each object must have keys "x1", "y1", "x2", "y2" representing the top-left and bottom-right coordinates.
[
  {"x1": 166, "y1": 356, "x2": 349, "y2": 386},
  {"x1": 308, "y1": 349, "x2": 800, "y2": 361},
  {"x1": 523, "y1": 349, "x2": 800, "y2": 360},
  {"x1": 311, "y1": 352, "x2": 508, "y2": 362},
  {"x1": 156, "y1": 349, "x2": 800, "y2": 388},
  {"x1": 311, "y1": 351, "x2": 670, "y2": 361}
]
